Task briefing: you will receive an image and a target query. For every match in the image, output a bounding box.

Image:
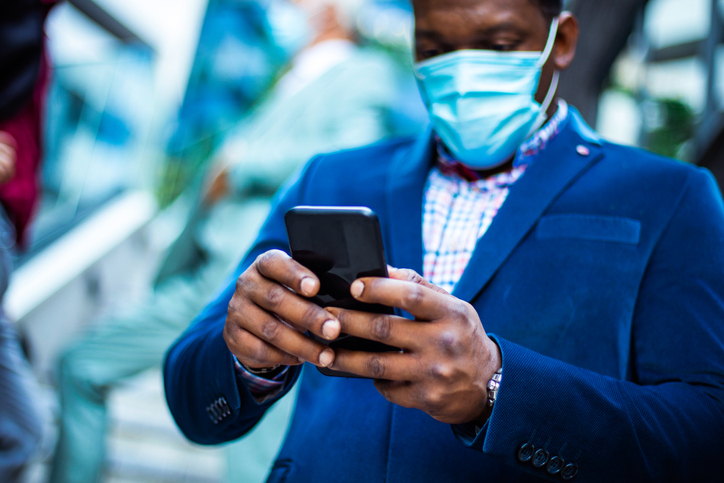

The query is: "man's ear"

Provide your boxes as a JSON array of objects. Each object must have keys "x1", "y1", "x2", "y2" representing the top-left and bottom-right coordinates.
[{"x1": 553, "y1": 12, "x2": 579, "y2": 71}]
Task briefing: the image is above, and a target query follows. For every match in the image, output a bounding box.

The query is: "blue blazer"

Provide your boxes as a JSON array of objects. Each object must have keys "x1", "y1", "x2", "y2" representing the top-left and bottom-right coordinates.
[{"x1": 164, "y1": 110, "x2": 724, "y2": 482}]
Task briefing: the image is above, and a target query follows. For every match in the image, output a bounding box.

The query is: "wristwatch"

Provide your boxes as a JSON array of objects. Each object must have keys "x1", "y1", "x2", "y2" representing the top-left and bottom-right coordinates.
[
  {"x1": 486, "y1": 367, "x2": 503, "y2": 407},
  {"x1": 241, "y1": 363, "x2": 282, "y2": 376}
]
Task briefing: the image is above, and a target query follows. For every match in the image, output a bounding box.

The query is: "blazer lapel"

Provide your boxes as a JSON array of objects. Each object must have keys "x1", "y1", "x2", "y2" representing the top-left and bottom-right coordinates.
[
  {"x1": 452, "y1": 114, "x2": 605, "y2": 303},
  {"x1": 384, "y1": 127, "x2": 435, "y2": 276}
]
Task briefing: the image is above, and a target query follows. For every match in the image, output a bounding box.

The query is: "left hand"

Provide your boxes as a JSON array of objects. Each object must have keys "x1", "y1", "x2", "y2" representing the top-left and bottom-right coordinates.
[
  {"x1": 0, "y1": 131, "x2": 17, "y2": 185},
  {"x1": 326, "y1": 267, "x2": 502, "y2": 425}
]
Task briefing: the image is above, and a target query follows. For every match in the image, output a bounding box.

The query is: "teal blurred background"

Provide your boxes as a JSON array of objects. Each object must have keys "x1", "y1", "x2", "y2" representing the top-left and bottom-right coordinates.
[{"x1": 9, "y1": 0, "x2": 724, "y2": 481}]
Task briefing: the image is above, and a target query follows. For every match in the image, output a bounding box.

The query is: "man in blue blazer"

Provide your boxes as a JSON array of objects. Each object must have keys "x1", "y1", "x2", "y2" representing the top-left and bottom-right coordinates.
[{"x1": 164, "y1": 0, "x2": 724, "y2": 481}]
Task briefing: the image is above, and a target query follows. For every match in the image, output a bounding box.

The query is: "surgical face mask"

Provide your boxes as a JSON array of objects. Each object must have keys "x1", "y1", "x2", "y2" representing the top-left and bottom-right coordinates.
[
  {"x1": 264, "y1": 0, "x2": 312, "y2": 60},
  {"x1": 414, "y1": 18, "x2": 560, "y2": 170}
]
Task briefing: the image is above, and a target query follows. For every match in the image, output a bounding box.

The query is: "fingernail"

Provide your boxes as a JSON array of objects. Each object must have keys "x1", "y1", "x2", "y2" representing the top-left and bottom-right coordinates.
[
  {"x1": 300, "y1": 277, "x2": 315, "y2": 296},
  {"x1": 322, "y1": 320, "x2": 340, "y2": 340},
  {"x1": 350, "y1": 280, "x2": 364, "y2": 298},
  {"x1": 319, "y1": 349, "x2": 334, "y2": 367}
]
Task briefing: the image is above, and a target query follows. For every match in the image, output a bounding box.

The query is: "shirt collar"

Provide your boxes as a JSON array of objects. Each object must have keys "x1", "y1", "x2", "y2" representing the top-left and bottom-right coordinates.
[
  {"x1": 516, "y1": 99, "x2": 569, "y2": 165},
  {"x1": 436, "y1": 99, "x2": 570, "y2": 181}
]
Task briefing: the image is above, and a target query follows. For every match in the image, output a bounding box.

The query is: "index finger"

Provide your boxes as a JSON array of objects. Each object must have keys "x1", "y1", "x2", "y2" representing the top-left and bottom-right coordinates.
[
  {"x1": 255, "y1": 250, "x2": 320, "y2": 298},
  {"x1": 350, "y1": 277, "x2": 451, "y2": 320}
]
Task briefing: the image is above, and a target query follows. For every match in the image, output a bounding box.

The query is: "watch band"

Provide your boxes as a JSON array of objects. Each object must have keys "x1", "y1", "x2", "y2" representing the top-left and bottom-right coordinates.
[
  {"x1": 241, "y1": 363, "x2": 282, "y2": 376},
  {"x1": 486, "y1": 367, "x2": 503, "y2": 407}
]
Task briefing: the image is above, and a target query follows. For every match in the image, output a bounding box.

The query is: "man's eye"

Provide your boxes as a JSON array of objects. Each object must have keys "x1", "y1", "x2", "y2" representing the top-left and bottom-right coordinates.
[
  {"x1": 490, "y1": 43, "x2": 514, "y2": 52},
  {"x1": 418, "y1": 49, "x2": 442, "y2": 60}
]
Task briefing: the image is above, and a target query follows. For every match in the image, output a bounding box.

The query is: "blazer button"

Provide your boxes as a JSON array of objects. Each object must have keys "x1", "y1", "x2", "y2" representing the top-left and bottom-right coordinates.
[
  {"x1": 206, "y1": 406, "x2": 218, "y2": 423},
  {"x1": 532, "y1": 448, "x2": 549, "y2": 468},
  {"x1": 561, "y1": 462, "x2": 579, "y2": 480},
  {"x1": 215, "y1": 399, "x2": 227, "y2": 420},
  {"x1": 546, "y1": 456, "x2": 565, "y2": 475},
  {"x1": 517, "y1": 443, "x2": 535, "y2": 463}
]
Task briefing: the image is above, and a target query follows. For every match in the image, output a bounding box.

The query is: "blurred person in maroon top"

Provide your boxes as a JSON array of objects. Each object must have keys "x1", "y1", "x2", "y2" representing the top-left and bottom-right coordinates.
[
  {"x1": 0, "y1": 1, "x2": 56, "y2": 481},
  {"x1": 0, "y1": 49, "x2": 49, "y2": 248},
  {"x1": 0, "y1": 0, "x2": 55, "y2": 247}
]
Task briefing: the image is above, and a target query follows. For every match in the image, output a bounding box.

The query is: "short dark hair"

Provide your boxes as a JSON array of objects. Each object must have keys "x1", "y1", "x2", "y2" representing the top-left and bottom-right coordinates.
[{"x1": 531, "y1": 0, "x2": 563, "y2": 21}]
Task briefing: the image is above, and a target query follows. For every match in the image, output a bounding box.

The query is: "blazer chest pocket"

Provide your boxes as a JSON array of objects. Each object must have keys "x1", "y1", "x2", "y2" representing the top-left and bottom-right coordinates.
[{"x1": 536, "y1": 214, "x2": 641, "y2": 245}]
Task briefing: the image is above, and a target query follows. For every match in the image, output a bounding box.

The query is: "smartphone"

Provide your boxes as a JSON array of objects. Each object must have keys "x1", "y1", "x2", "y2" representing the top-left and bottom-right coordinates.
[{"x1": 285, "y1": 206, "x2": 398, "y2": 377}]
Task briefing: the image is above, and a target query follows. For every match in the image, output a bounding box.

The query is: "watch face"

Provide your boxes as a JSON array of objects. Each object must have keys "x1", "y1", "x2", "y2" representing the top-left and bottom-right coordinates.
[{"x1": 487, "y1": 369, "x2": 502, "y2": 405}]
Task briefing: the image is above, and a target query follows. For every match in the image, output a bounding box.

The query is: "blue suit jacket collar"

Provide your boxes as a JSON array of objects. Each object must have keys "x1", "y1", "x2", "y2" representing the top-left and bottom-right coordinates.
[{"x1": 385, "y1": 108, "x2": 604, "y2": 307}]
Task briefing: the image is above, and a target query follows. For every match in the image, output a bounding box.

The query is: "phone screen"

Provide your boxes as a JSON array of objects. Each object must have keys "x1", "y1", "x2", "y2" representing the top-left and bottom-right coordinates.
[{"x1": 285, "y1": 206, "x2": 398, "y2": 377}]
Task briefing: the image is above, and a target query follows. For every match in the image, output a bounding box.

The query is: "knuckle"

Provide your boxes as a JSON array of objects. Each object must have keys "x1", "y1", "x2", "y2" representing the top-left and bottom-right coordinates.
[
  {"x1": 235, "y1": 328, "x2": 252, "y2": 348},
  {"x1": 227, "y1": 298, "x2": 241, "y2": 318},
  {"x1": 428, "y1": 362, "x2": 453, "y2": 381},
  {"x1": 235, "y1": 273, "x2": 260, "y2": 302},
  {"x1": 227, "y1": 292, "x2": 248, "y2": 316},
  {"x1": 462, "y1": 307, "x2": 482, "y2": 333},
  {"x1": 437, "y1": 330, "x2": 462, "y2": 355},
  {"x1": 301, "y1": 304, "x2": 323, "y2": 329},
  {"x1": 462, "y1": 302, "x2": 479, "y2": 321},
  {"x1": 367, "y1": 356, "x2": 386, "y2": 378},
  {"x1": 448, "y1": 302, "x2": 469, "y2": 321},
  {"x1": 263, "y1": 285, "x2": 287, "y2": 308},
  {"x1": 255, "y1": 252, "x2": 269, "y2": 271},
  {"x1": 234, "y1": 276, "x2": 247, "y2": 293},
  {"x1": 403, "y1": 285, "x2": 424, "y2": 308},
  {"x1": 246, "y1": 338, "x2": 268, "y2": 363},
  {"x1": 370, "y1": 314, "x2": 392, "y2": 340},
  {"x1": 255, "y1": 250, "x2": 279, "y2": 274},
  {"x1": 424, "y1": 389, "x2": 444, "y2": 413},
  {"x1": 227, "y1": 328, "x2": 256, "y2": 359},
  {"x1": 400, "y1": 268, "x2": 421, "y2": 283},
  {"x1": 222, "y1": 321, "x2": 236, "y2": 345},
  {"x1": 260, "y1": 319, "x2": 281, "y2": 341},
  {"x1": 224, "y1": 309, "x2": 245, "y2": 338}
]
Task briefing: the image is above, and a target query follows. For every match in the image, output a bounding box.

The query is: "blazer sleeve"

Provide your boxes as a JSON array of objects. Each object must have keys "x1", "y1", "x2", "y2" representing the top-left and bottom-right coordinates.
[
  {"x1": 163, "y1": 158, "x2": 318, "y2": 445},
  {"x1": 455, "y1": 168, "x2": 724, "y2": 482}
]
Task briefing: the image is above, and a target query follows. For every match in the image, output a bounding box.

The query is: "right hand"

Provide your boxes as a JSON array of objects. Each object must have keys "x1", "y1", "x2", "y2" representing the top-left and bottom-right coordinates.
[{"x1": 224, "y1": 250, "x2": 341, "y2": 370}]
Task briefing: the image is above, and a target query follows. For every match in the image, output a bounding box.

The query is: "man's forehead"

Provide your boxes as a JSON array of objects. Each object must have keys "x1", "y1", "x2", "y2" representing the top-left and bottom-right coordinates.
[
  {"x1": 412, "y1": 0, "x2": 540, "y2": 17},
  {"x1": 413, "y1": 0, "x2": 547, "y2": 37}
]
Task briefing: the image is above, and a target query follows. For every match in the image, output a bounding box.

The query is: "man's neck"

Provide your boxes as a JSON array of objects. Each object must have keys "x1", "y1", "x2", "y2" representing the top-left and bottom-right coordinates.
[{"x1": 465, "y1": 97, "x2": 561, "y2": 179}]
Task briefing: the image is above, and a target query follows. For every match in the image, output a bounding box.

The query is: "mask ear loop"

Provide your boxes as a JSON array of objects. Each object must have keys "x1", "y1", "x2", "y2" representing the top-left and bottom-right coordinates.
[
  {"x1": 539, "y1": 70, "x2": 560, "y2": 113},
  {"x1": 537, "y1": 17, "x2": 560, "y2": 68},
  {"x1": 526, "y1": 18, "x2": 561, "y2": 137}
]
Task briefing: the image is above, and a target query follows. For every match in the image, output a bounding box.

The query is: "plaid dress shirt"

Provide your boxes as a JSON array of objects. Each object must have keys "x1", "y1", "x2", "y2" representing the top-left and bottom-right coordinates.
[{"x1": 423, "y1": 101, "x2": 569, "y2": 293}]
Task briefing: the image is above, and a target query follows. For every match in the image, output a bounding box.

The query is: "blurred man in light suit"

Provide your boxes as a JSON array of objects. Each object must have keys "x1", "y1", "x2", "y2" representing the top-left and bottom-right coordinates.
[{"x1": 49, "y1": 0, "x2": 416, "y2": 481}]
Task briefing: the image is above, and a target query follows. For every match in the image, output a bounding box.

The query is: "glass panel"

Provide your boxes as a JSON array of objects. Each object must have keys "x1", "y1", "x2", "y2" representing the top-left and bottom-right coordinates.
[{"x1": 24, "y1": 4, "x2": 157, "y2": 260}]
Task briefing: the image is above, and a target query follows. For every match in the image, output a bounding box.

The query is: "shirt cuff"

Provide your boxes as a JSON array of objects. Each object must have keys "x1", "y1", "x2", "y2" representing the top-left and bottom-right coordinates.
[
  {"x1": 452, "y1": 419, "x2": 490, "y2": 451},
  {"x1": 233, "y1": 355, "x2": 290, "y2": 403}
]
